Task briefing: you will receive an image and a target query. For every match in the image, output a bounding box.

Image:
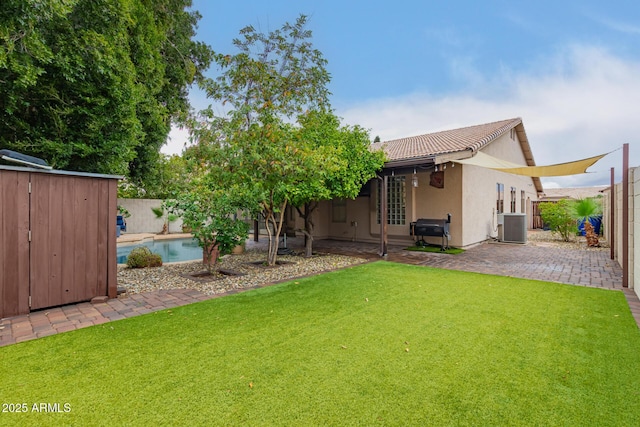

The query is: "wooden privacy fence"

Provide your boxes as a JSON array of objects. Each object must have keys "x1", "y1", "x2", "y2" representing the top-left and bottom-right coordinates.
[
  {"x1": 531, "y1": 201, "x2": 544, "y2": 229},
  {"x1": 0, "y1": 166, "x2": 119, "y2": 319}
]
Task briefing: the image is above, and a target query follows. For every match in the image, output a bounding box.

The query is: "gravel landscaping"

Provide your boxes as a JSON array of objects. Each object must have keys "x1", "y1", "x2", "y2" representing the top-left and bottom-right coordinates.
[
  {"x1": 117, "y1": 230, "x2": 608, "y2": 299},
  {"x1": 117, "y1": 249, "x2": 368, "y2": 297},
  {"x1": 526, "y1": 229, "x2": 609, "y2": 251}
]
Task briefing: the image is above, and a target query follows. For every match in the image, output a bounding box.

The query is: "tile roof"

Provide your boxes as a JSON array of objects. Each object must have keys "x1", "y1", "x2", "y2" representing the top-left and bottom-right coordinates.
[
  {"x1": 371, "y1": 118, "x2": 523, "y2": 162},
  {"x1": 540, "y1": 186, "x2": 609, "y2": 200}
]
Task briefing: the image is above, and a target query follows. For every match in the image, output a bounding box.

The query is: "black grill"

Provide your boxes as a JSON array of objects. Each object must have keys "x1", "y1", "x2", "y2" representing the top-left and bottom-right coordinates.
[{"x1": 410, "y1": 214, "x2": 451, "y2": 250}]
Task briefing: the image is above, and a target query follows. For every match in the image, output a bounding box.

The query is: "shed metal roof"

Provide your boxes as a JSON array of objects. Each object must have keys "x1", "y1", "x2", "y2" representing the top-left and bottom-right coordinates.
[{"x1": 0, "y1": 164, "x2": 123, "y2": 180}]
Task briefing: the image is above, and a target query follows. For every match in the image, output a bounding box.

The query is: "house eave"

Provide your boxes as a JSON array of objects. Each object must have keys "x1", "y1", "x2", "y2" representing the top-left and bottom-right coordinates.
[
  {"x1": 433, "y1": 149, "x2": 474, "y2": 165},
  {"x1": 381, "y1": 149, "x2": 479, "y2": 176},
  {"x1": 514, "y1": 122, "x2": 544, "y2": 195},
  {"x1": 381, "y1": 156, "x2": 435, "y2": 176}
]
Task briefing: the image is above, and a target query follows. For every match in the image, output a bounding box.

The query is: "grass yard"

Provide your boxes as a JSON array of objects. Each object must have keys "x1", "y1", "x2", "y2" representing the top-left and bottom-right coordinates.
[
  {"x1": 1, "y1": 262, "x2": 640, "y2": 426},
  {"x1": 405, "y1": 245, "x2": 465, "y2": 254}
]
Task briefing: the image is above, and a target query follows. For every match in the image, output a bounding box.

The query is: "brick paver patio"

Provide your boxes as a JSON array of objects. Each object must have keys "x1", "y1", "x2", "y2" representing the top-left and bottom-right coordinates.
[{"x1": 1, "y1": 237, "x2": 637, "y2": 347}]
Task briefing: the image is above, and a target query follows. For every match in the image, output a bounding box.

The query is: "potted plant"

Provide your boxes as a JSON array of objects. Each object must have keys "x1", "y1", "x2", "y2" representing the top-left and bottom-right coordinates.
[
  {"x1": 574, "y1": 197, "x2": 602, "y2": 247},
  {"x1": 117, "y1": 205, "x2": 131, "y2": 236},
  {"x1": 232, "y1": 240, "x2": 246, "y2": 254}
]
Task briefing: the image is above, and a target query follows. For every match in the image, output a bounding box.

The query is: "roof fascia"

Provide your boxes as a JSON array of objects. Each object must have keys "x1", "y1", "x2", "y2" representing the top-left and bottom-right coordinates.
[
  {"x1": 514, "y1": 122, "x2": 544, "y2": 195},
  {"x1": 433, "y1": 149, "x2": 474, "y2": 164},
  {"x1": 383, "y1": 156, "x2": 435, "y2": 169}
]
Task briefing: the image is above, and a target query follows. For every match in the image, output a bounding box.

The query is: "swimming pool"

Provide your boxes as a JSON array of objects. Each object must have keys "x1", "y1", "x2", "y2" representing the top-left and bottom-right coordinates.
[{"x1": 117, "y1": 238, "x2": 202, "y2": 264}]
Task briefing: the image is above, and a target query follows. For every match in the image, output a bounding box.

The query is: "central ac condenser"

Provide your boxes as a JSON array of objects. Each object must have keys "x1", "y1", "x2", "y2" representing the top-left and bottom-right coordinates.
[{"x1": 497, "y1": 213, "x2": 527, "y2": 244}]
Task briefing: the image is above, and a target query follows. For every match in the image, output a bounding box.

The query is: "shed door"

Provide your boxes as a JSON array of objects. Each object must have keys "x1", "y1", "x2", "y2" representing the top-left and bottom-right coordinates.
[{"x1": 29, "y1": 174, "x2": 109, "y2": 310}]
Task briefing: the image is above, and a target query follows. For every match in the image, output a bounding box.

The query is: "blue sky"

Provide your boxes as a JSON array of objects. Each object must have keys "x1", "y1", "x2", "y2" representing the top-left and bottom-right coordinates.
[{"x1": 165, "y1": 0, "x2": 640, "y2": 189}]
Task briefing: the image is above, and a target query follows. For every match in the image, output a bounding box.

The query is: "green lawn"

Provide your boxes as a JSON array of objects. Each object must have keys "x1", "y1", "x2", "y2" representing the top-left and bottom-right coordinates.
[
  {"x1": 2, "y1": 262, "x2": 639, "y2": 426},
  {"x1": 405, "y1": 245, "x2": 465, "y2": 254}
]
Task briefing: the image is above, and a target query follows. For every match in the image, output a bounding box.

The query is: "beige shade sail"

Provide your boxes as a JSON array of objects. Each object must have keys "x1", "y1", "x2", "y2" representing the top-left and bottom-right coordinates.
[{"x1": 452, "y1": 151, "x2": 608, "y2": 177}]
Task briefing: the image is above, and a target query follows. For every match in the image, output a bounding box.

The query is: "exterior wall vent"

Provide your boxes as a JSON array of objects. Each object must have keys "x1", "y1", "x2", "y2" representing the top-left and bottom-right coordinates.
[{"x1": 497, "y1": 213, "x2": 527, "y2": 244}]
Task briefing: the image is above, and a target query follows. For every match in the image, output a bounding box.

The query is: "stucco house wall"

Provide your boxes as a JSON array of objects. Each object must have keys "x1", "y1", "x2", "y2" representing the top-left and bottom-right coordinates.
[
  {"x1": 309, "y1": 201, "x2": 331, "y2": 240},
  {"x1": 318, "y1": 120, "x2": 541, "y2": 248},
  {"x1": 411, "y1": 167, "x2": 463, "y2": 247},
  {"x1": 314, "y1": 194, "x2": 372, "y2": 243},
  {"x1": 328, "y1": 196, "x2": 371, "y2": 242},
  {"x1": 460, "y1": 133, "x2": 539, "y2": 246}
]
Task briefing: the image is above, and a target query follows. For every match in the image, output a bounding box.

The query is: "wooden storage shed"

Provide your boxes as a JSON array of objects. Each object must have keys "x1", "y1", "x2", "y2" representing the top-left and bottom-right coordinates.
[{"x1": 0, "y1": 165, "x2": 120, "y2": 319}]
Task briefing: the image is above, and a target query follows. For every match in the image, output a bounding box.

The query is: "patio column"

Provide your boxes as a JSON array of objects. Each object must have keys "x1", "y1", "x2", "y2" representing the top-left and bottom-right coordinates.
[
  {"x1": 254, "y1": 219, "x2": 259, "y2": 242},
  {"x1": 610, "y1": 167, "x2": 615, "y2": 261},
  {"x1": 379, "y1": 175, "x2": 388, "y2": 256},
  {"x1": 622, "y1": 143, "x2": 629, "y2": 288}
]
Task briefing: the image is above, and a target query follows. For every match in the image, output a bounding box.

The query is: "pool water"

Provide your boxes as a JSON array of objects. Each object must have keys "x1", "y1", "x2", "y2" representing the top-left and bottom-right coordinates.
[{"x1": 117, "y1": 238, "x2": 202, "y2": 264}]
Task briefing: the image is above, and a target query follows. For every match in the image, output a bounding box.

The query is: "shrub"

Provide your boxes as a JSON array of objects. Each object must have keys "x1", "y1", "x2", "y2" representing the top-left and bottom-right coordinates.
[
  {"x1": 126, "y1": 247, "x2": 163, "y2": 268},
  {"x1": 539, "y1": 199, "x2": 576, "y2": 242}
]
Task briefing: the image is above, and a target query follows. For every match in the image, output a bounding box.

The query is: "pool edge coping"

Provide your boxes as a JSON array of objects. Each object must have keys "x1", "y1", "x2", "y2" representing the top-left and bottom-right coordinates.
[{"x1": 117, "y1": 232, "x2": 194, "y2": 246}]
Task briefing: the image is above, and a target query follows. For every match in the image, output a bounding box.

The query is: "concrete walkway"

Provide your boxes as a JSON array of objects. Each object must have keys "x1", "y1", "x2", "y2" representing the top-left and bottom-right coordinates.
[{"x1": 1, "y1": 236, "x2": 637, "y2": 347}]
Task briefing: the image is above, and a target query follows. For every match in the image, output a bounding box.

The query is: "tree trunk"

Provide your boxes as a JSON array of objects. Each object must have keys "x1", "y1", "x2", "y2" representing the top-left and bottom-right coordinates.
[
  {"x1": 265, "y1": 201, "x2": 288, "y2": 266},
  {"x1": 304, "y1": 202, "x2": 317, "y2": 257},
  {"x1": 203, "y1": 243, "x2": 220, "y2": 273},
  {"x1": 304, "y1": 216, "x2": 314, "y2": 257},
  {"x1": 264, "y1": 212, "x2": 275, "y2": 265},
  {"x1": 584, "y1": 220, "x2": 600, "y2": 247},
  {"x1": 266, "y1": 215, "x2": 278, "y2": 265}
]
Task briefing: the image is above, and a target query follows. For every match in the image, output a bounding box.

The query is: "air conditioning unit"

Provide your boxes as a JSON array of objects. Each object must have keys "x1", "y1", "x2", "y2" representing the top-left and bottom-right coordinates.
[{"x1": 497, "y1": 213, "x2": 527, "y2": 244}]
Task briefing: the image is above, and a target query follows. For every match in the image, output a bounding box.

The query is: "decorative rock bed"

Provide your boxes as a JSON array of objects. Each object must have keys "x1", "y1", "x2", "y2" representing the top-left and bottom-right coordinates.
[
  {"x1": 526, "y1": 229, "x2": 609, "y2": 251},
  {"x1": 117, "y1": 231, "x2": 608, "y2": 299},
  {"x1": 117, "y1": 250, "x2": 367, "y2": 297}
]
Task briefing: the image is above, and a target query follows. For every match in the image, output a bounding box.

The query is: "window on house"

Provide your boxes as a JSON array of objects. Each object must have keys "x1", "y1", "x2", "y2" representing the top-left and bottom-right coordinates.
[
  {"x1": 510, "y1": 187, "x2": 516, "y2": 213},
  {"x1": 377, "y1": 176, "x2": 406, "y2": 225},
  {"x1": 521, "y1": 190, "x2": 526, "y2": 214},
  {"x1": 496, "y1": 183, "x2": 504, "y2": 214},
  {"x1": 332, "y1": 199, "x2": 347, "y2": 223}
]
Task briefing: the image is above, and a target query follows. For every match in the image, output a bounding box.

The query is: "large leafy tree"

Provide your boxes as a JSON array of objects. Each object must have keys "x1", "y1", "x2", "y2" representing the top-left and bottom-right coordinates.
[
  {"x1": 118, "y1": 153, "x2": 190, "y2": 199},
  {"x1": 291, "y1": 111, "x2": 386, "y2": 257},
  {"x1": 194, "y1": 15, "x2": 331, "y2": 266},
  {"x1": 126, "y1": 0, "x2": 212, "y2": 190},
  {"x1": 0, "y1": 0, "x2": 211, "y2": 181}
]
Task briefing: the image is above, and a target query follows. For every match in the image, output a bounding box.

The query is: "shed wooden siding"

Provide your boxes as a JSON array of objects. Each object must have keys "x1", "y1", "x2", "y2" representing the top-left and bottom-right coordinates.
[
  {"x1": 0, "y1": 170, "x2": 30, "y2": 318},
  {"x1": 0, "y1": 169, "x2": 118, "y2": 319}
]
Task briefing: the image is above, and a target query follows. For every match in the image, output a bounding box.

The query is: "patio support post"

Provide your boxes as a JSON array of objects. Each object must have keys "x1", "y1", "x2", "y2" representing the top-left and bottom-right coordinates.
[
  {"x1": 610, "y1": 167, "x2": 615, "y2": 260},
  {"x1": 379, "y1": 175, "x2": 388, "y2": 256},
  {"x1": 253, "y1": 219, "x2": 259, "y2": 242},
  {"x1": 623, "y1": 143, "x2": 629, "y2": 287}
]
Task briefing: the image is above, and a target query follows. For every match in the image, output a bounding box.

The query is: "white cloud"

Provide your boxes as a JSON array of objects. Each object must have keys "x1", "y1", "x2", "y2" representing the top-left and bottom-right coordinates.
[
  {"x1": 164, "y1": 45, "x2": 638, "y2": 189},
  {"x1": 162, "y1": 86, "x2": 211, "y2": 156},
  {"x1": 339, "y1": 45, "x2": 640, "y2": 188},
  {"x1": 589, "y1": 15, "x2": 640, "y2": 35},
  {"x1": 164, "y1": 125, "x2": 190, "y2": 156}
]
